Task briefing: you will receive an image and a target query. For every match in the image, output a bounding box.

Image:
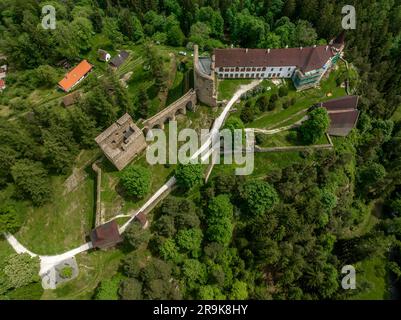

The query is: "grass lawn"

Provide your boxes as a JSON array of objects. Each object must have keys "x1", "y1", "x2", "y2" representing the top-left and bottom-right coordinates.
[
  {"x1": 248, "y1": 67, "x2": 347, "y2": 129},
  {"x1": 14, "y1": 150, "x2": 100, "y2": 255},
  {"x1": 100, "y1": 153, "x2": 176, "y2": 218},
  {"x1": 391, "y1": 105, "x2": 401, "y2": 122},
  {"x1": 257, "y1": 130, "x2": 330, "y2": 148},
  {"x1": 352, "y1": 256, "x2": 390, "y2": 300},
  {"x1": 0, "y1": 237, "x2": 14, "y2": 261},
  {"x1": 209, "y1": 151, "x2": 302, "y2": 180},
  {"x1": 41, "y1": 249, "x2": 124, "y2": 300},
  {"x1": 218, "y1": 78, "x2": 253, "y2": 101},
  {"x1": 166, "y1": 70, "x2": 185, "y2": 105}
]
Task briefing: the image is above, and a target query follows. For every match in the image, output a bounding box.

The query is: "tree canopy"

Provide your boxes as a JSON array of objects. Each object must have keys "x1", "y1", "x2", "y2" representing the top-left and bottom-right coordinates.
[
  {"x1": 298, "y1": 107, "x2": 330, "y2": 144},
  {"x1": 120, "y1": 165, "x2": 152, "y2": 198}
]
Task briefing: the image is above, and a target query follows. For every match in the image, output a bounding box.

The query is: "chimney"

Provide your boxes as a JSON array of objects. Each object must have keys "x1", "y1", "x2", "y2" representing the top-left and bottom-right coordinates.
[
  {"x1": 313, "y1": 44, "x2": 316, "y2": 48},
  {"x1": 268, "y1": 48, "x2": 270, "y2": 53},
  {"x1": 246, "y1": 48, "x2": 248, "y2": 53},
  {"x1": 326, "y1": 45, "x2": 329, "y2": 51},
  {"x1": 285, "y1": 45, "x2": 288, "y2": 49},
  {"x1": 300, "y1": 46, "x2": 303, "y2": 50}
]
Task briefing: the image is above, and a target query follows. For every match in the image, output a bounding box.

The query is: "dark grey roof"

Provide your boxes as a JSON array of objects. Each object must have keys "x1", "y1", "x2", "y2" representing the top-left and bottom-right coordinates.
[
  {"x1": 214, "y1": 45, "x2": 337, "y2": 73},
  {"x1": 198, "y1": 57, "x2": 212, "y2": 76},
  {"x1": 110, "y1": 50, "x2": 129, "y2": 68},
  {"x1": 328, "y1": 110, "x2": 360, "y2": 136},
  {"x1": 322, "y1": 95, "x2": 360, "y2": 137},
  {"x1": 98, "y1": 49, "x2": 110, "y2": 60},
  {"x1": 321, "y1": 95, "x2": 359, "y2": 111}
]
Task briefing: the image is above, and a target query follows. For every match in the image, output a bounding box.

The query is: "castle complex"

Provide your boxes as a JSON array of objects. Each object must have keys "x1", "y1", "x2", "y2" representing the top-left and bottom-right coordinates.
[
  {"x1": 96, "y1": 34, "x2": 348, "y2": 171},
  {"x1": 194, "y1": 33, "x2": 345, "y2": 107}
]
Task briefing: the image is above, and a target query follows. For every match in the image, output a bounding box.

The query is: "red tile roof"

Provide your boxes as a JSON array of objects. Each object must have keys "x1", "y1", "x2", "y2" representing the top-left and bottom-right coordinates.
[
  {"x1": 214, "y1": 45, "x2": 336, "y2": 73},
  {"x1": 135, "y1": 212, "x2": 149, "y2": 228},
  {"x1": 58, "y1": 60, "x2": 93, "y2": 92},
  {"x1": 0, "y1": 79, "x2": 5, "y2": 89},
  {"x1": 90, "y1": 220, "x2": 122, "y2": 249}
]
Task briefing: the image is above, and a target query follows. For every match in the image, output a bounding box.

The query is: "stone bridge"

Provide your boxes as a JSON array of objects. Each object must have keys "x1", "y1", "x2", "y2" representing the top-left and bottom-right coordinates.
[{"x1": 143, "y1": 89, "x2": 197, "y2": 133}]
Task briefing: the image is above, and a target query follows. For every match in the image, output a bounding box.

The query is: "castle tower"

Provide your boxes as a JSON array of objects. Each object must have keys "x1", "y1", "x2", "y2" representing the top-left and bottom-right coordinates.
[{"x1": 193, "y1": 45, "x2": 217, "y2": 107}]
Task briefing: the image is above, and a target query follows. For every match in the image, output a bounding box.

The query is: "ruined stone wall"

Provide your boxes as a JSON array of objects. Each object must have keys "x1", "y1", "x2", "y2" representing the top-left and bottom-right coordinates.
[
  {"x1": 95, "y1": 114, "x2": 147, "y2": 171},
  {"x1": 143, "y1": 89, "x2": 197, "y2": 131},
  {"x1": 194, "y1": 45, "x2": 217, "y2": 107}
]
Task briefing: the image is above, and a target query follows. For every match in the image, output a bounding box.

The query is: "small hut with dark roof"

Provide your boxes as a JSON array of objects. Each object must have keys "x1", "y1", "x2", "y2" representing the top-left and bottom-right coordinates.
[
  {"x1": 90, "y1": 220, "x2": 123, "y2": 249},
  {"x1": 135, "y1": 212, "x2": 149, "y2": 229},
  {"x1": 62, "y1": 91, "x2": 82, "y2": 107},
  {"x1": 98, "y1": 49, "x2": 111, "y2": 62},
  {"x1": 109, "y1": 50, "x2": 129, "y2": 69}
]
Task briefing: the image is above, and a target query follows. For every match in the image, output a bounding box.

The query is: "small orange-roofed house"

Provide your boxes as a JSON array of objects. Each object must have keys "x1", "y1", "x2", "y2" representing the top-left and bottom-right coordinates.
[{"x1": 58, "y1": 60, "x2": 93, "y2": 92}]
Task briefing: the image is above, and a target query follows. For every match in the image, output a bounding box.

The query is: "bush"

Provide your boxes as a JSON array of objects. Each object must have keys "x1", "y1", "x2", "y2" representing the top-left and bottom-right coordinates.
[
  {"x1": 256, "y1": 95, "x2": 269, "y2": 112},
  {"x1": 124, "y1": 221, "x2": 151, "y2": 250},
  {"x1": 268, "y1": 99, "x2": 281, "y2": 111},
  {"x1": 224, "y1": 117, "x2": 245, "y2": 133},
  {"x1": 278, "y1": 86, "x2": 289, "y2": 97},
  {"x1": 0, "y1": 201, "x2": 22, "y2": 233},
  {"x1": 175, "y1": 163, "x2": 204, "y2": 190},
  {"x1": 11, "y1": 159, "x2": 51, "y2": 206},
  {"x1": 33, "y1": 65, "x2": 58, "y2": 88},
  {"x1": 255, "y1": 133, "x2": 268, "y2": 145},
  {"x1": 298, "y1": 107, "x2": 330, "y2": 144},
  {"x1": 120, "y1": 165, "x2": 152, "y2": 198},
  {"x1": 285, "y1": 130, "x2": 298, "y2": 144},
  {"x1": 270, "y1": 93, "x2": 278, "y2": 102},
  {"x1": 2, "y1": 254, "x2": 40, "y2": 290},
  {"x1": 94, "y1": 275, "x2": 121, "y2": 300},
  {"x1": 390, "y1": 199, "x2": 401, "y2": 217},
  {"x1": 59, "y1": 266, "x2": 73, "y2": 279},
  {"x1": 240, "y1": 106, "x2": 255, "y2": 123},
  {"x1": 282, "y1": 97, "x2": 292, "y2": 109},
  {"x1": 240, "y1": 180, "x2": 279, "y2": 216}
]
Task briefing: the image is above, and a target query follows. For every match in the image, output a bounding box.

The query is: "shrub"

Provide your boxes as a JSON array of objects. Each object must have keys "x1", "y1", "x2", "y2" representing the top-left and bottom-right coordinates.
[
  {"x1": 298, "y1": 107, "x2": 330, "y2": 144},
  {"x1": 282, "y1": 97, "x2": 292, "y2": 109},
  {"x1": 256, "y1": 95, "x2": 269, "y2": 112},
  {"x1": 240, "y1": 180, "x2": 279, "y2": 216},
  {"x1": 59, "y1": 266, "x2": 73, "y2": 279},
  {"x1": 175, "y1": 163, "x2": 204, "y2": 190},
  {"x1": 255, "y1": 133, "x2": 268, "y2": 145},
  {"x1": 240, "y1": 106, "x2": 255, "y2": 123},
  {"x1": 120, "y1": 165, "x2": 152, "y2": 198},
  {"x1": 269, "y1": 100, "x2": 281, "y2": 111},
  {"x1": 278, "y1": 86, "x2": 289, "y2": 97}
]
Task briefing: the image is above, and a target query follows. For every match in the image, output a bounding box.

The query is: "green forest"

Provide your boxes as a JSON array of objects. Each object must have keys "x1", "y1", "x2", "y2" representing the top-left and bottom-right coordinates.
[{"x1": 1, "y1": 0, "x2": 401, "y2": 300}]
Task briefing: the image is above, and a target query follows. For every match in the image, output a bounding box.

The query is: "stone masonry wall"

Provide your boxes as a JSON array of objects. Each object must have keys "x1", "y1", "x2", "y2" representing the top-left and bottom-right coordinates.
[{"x1": 194, "y1": 45, "x2": 217, "y2": 107}]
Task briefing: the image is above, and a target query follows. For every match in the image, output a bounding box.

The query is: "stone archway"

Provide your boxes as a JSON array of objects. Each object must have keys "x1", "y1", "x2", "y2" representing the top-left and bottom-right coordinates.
[
  {"x1": 185, "y1": 100, "x2": 194, "y2": 111},
  {"x1": 175, "y1": 107, "x2": 186, "y2": 116},
  {"x1": 142, "y1": 89, "x2": 197, "y2": 131},
  {"x1": 164, "y1": 116, "x2": 173, "y2": 124}
]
